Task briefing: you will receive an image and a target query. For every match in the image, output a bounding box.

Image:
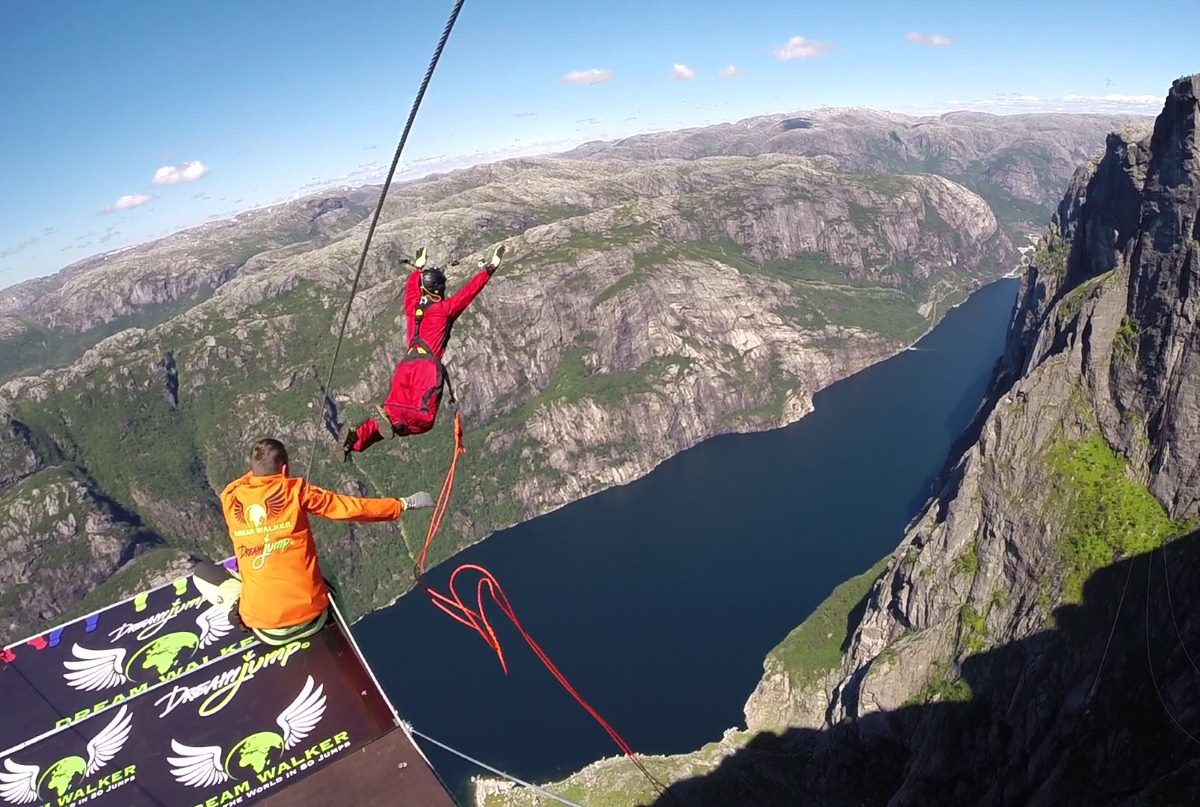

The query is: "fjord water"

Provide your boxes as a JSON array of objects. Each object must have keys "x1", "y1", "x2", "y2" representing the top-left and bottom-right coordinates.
[{"x1": 355, "y1": 279, "x2": 1020, "y2": 800}]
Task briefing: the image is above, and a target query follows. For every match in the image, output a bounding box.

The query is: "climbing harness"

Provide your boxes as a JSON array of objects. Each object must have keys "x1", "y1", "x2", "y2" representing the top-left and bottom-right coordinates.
[
  {"x1": 303, "y1": 0, "x2": 466, "y2": 478},
  {"x1": 403, "y1": 285, "x2": 459, "y2": 412}
]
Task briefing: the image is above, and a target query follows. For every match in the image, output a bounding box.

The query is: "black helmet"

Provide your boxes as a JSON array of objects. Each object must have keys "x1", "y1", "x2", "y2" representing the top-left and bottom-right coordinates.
[{"x1": 420, "y1": 267, "x2": 446, "y2": 298}]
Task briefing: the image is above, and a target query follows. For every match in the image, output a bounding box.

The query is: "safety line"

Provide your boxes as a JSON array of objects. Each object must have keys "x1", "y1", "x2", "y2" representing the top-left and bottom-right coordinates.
[
  {"x1": 1145, "y1": 548, "x2": 1200, "y2": 746},
  {"x1": 407, "y1": 725, "x2": 586, "y2": 807},
  {"x1": 1085, "y1": 556, "x2": 1135, "y2": 703},
  {"x1": 1160, "y1": 537, "x2": 1200, "y2": 677}
]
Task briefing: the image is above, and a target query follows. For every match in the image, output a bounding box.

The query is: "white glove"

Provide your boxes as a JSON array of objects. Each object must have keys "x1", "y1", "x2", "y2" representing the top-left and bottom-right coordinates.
[{"x1": 402, "y1": 491, "x2": 435, "y2": 510}]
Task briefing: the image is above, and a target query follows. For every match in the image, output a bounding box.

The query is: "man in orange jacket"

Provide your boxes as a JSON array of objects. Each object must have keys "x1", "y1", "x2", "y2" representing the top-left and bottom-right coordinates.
[{"x1": 193, "y1": 437, "x2": 433, "y2": 645}]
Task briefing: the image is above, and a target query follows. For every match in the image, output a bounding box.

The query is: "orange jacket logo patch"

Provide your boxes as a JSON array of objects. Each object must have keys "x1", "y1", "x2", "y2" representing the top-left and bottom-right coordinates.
[{"x1": 231, "y1": 489, "x2": 287, "y2": 527}]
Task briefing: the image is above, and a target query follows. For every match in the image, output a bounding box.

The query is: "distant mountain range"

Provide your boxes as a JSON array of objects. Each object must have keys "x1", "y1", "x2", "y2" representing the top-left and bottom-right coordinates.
[{"x1": 0, "y1": 107, "x2": 1137, "y2": 644}]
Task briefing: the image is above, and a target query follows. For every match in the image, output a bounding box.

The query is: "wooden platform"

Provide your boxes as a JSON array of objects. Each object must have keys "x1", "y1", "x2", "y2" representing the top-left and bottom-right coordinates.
[{"x1": 258, "y1": 727, "x2": 460, "y2": 807}]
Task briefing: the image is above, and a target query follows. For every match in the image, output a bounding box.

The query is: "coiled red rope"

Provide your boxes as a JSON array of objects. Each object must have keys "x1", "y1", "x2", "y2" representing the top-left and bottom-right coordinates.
[{"x1": 414, "y1": 411, "x2": 676, "y2": 801}]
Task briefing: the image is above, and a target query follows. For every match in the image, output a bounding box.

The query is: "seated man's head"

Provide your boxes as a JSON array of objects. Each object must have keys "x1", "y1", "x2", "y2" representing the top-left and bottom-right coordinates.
[{"x1": 251, "y1": 438, "x2": 288, "y2": 477}]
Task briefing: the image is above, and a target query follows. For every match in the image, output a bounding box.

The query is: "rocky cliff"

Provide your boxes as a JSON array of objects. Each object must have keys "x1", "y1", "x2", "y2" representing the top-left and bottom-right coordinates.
[
  {"x1": 0, "y1": 110, "x2": 1126, "y2": 646},
  {"x1": 478, "y1": 76, "x2": 1200, "y2": 807}
]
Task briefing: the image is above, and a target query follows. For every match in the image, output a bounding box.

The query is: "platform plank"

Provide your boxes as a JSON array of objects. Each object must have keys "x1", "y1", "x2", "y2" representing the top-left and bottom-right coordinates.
[{"x1": 258, "y1": 727, "x2": 460, "y2": 806}]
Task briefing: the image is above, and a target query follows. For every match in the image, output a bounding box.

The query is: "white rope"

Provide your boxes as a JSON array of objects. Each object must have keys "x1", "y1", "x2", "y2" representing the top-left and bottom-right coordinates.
[{"x1": 404, "y1": 724, "x2": 586, "y2": 807}]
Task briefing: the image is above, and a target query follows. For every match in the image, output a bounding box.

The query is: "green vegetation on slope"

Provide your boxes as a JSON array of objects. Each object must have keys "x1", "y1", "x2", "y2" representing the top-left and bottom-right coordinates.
[
  {"x1": 1115, "y1": 316, "x2": 1139, "y2": 361},
  {"x1": 64, "y1": 547, "x2": 194, "y2": 622},
  {"x1": 767, "y1": 556, "x2": 890, "y2": 689},
  {"x1": 1032, "y1": 229, "x2": 1068, "y2": 277},
  {"x1": 906, "y1": 661, "x2": 973, "y2": 705},
  {"x1": 1046, "y1": 433, "x2": 1192, "y2": 601},
  {"x1": 958, "y1": 604, "x2": 987, "y2": 654}
]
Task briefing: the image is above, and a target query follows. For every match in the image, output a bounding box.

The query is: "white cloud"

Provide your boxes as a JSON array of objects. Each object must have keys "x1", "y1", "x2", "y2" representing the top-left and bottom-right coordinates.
[
  {"x1": 1065, "y1": 93, "x2": 1160, "y2": 105},
  {"x1": 669, "y1": 63, "x2": 696, "y2": 81},
  {"x1": 774, "y1": 36, "x2": 833, "y2": 60},
  {"x1": 152, "y1": 160, "x2": 209, "y2": 186},
  {"x1": 560, "y1": 68, "x2": 614, "y2": 86},
  {"x1": 102, "y1": 193, "x2": 155, "y2": 213},
  {"x1": 0, "y1": 237, "x2": 38, "y2": 258},
  {"x1": 906, "y1": 91, "x2": 1162, "y2": 116},
  {"x1": 718, "y1": 65, "x2": 742, "y2": 78},
  {"x1": 905, "y1": 31, "x2": 952, "y2": 47}
]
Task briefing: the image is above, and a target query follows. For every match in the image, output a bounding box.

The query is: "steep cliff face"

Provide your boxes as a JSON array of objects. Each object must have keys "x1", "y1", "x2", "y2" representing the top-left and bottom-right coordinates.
[
  {"x1": 740, "y1": 75, "x2": 1200, "y2": 805},
  {"x1": 479, "y1": 76, "x2": 1200, "y2": 807}
]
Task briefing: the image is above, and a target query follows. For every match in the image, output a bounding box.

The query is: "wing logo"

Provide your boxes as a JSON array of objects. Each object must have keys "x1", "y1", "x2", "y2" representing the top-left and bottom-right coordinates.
[
  {"x1": 0, "y1": 706, "x2": 132, "y2": 804},
  {"x1": 62, "y1": 605, "x2": 235, "y2": 692},
  {"x1": 231, "y1": 489, "x2": 287, "y2": 528},
  {"x1": 168, "y1": 676, "x2": 327, "y2": 786}
]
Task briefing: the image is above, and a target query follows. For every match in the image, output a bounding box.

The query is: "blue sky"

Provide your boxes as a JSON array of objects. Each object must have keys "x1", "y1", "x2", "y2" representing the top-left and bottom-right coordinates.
[{"x1": 1, "y1": 0, "x2": 1193, "y2": 288}]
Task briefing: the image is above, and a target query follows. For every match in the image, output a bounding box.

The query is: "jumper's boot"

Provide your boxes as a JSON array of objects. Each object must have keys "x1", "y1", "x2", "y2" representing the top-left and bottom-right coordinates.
[
  {"x1": 337, "y1": 424, "x2": 357, "y2": 462},
  {"x1": 374, "y1": 405, "x2": 395, "y2": 440}
]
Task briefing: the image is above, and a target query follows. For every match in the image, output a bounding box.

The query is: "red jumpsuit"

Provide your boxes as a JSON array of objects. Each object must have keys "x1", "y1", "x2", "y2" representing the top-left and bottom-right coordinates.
[{"x1": 348, "y1": 267, "x2": 491, "y2": 452}]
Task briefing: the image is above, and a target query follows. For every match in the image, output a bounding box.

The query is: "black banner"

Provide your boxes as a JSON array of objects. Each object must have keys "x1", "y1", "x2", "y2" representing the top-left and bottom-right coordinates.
[
  {"x1": 1, "y1": 563, "x2": 400, "y2": 806},
  {"x1": 1, "y1": 560, "x2": 253, "y2": 751}
]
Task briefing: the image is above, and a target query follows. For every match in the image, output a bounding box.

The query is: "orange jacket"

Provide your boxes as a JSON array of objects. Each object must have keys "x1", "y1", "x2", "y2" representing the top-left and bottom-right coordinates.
[{"x1": 219, "y1": 472, "x2": 404, "y2": 629}]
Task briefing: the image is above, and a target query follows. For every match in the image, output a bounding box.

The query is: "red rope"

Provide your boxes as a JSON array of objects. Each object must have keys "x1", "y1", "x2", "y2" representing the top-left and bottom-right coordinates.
[{"x1": 414, "y1": 411, "x2": 671, "y2": 794}]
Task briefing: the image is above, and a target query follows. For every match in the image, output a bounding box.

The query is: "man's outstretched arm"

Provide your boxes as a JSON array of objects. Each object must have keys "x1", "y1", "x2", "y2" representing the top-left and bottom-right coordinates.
[
  {"x1": 301, "y1": 484, "x2": 434, "y2": 521},
  {"x1": 443, "y1": 245, "x2": 505, "y2": 318},
  {"x1": 442, "y1": 269, "x2": 491, "y2": 319}
]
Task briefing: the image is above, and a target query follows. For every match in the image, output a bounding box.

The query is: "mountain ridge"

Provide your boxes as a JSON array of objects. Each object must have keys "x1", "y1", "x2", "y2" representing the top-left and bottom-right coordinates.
[{"x1": 0, "y1": 109, "x2": 1130, "y2": 647}]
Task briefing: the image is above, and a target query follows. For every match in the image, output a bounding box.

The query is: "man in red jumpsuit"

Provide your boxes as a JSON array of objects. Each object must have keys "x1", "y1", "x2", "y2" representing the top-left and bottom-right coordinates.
[{"x1": 338, "y1": 244, "x2": 505, "y2": 460}]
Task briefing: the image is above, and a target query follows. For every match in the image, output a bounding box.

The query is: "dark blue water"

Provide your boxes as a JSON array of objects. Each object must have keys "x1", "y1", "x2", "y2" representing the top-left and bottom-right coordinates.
[{"x1": 354, "y1": 279, "x2": 1019, "y2": 801}]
